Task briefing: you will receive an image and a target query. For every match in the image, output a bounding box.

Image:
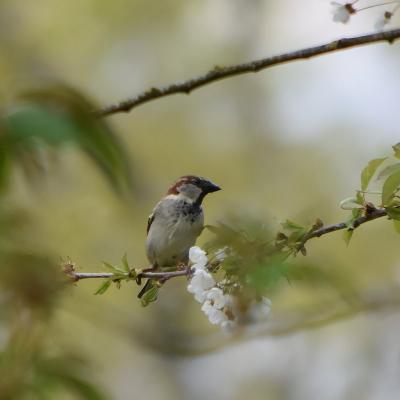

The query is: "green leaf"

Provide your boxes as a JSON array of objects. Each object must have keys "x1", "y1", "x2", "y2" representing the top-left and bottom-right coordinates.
[
  {"x1": 4, "y1": 104, "x2": 77, "y2": 145},
  {"x1": 339, "y1": 197, "x2": 363, "y2": 210},
  {"x1": 102, "y1": 261, "x2": 119, "y2": 272},
  {"x1": 2, "y1": 86, "x2": 132, "y2": 191},
  {"x1": 356, "y1": 191, "x2": 365, "y2": 205},
  {"x1": 377, "y1": 162, "x2": 400, "y2": 180},
  {"x1": 204, "y1": 224, "x2": 220, "y2": 234},
  {"x1": 342, "y1": 230, "x2": 353, "y2": 246},
  {"x1": 287, "y1": 229, "x2": 307, "y2": 245},
  {"x1": 121, "y1": 253, "x2": 130, "y2": 272},
  {"x1": 94, "y1": 279, "x2": 112, "y2": 295},
  {"x1": 0, "y1": 139, "x2": 10, "y2": 191},
  {"x1": 382, "y1": 170, "x2": 400, "y2": 205},
  {"x1": 275, "y1": 232, "x2": 288, "y2": 241},
  {"x1": 129, "y1": 269, "x2": 138, "y2": 280},
  {"x1": 140, "y1": 285, "x2": 158, "y2": 307},
  {"x1": 393, "y1": 143, "x2": 400, "y2": 159},
  {"x1": 386, "y1": 207, "x2": 400, "y2": 220},
  {"x1": 36, "y1": 356, "x2": 107, "y2": 400},
  {"x1": 282, "y1": 220, "x2": 304, "y2": 231},
  {"x1": 343, "y1": 209, "x2": 362, "y2": 233},
  {"x1": 245, "y1": 255, "x2": 291, "y2": 294},
  {"x1": 393, "y1": 220, "x2": 400, "y2": 234},
  {"x1": 59, "y1": 374, "x2": 107, "y2": 400},
  {"x1": 352, "y1": 208, "x2": 363, "y2": 219},
  {"x1": 102, "y1": 261, "x2": 127, "y2": 275},
  {"x1": 361, "y1": 157, "x2": 386, "y2": 191},
  {"x1": 311, "y1": 218, "x2": 324, "y2": 231}
]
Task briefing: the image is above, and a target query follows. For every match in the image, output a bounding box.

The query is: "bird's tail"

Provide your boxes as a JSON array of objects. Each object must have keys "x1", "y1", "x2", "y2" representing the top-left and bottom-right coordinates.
[
  {"x1": 137, "y1": 279, "x2": 154, "y2": 299},
  {"x1": 137, "y1": 279, "x2": 160, "y2": 306}
]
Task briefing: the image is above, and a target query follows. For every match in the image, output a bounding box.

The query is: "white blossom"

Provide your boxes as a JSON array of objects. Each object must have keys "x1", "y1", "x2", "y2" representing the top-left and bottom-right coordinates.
[
  {"x1": 193, "y1": 290, "x2": 207, "y2": 303},
  {"x1": 189, "y1": 246, "x2": 208, "y2": 269},
  {"x1": 187, "y1": 269, "x2": 215, "y2": 297},
  {"x1": 221, "y1": 320, "x2": 237, "y2": 334},
  {"x1": 201, "y1": 301, "x2": 228, "y2": 325},
  {"x1": 188, "y1": 269, "x2": 215, "y2": 293},
  {"x1": 375, "y1": 11, "x2": 393, "y2": 30},
  {"x1": 331, "y1": 2, "x2": 355, "y2": 24},
  {"x1": 224, "y1": 294, "x2": 239, "y2": 315},
  {"x1": 205, "y1": 287, "x2": 226, "y2": 309},
  {"x1": 187, "y1": 245, "x2": 270, "y2": 332},
  {"x1": 249, "y1": 297, "x2": 272, "y2": 321},
  {"x1": 214, "y1": 247, "x2": 228, "y2": 262}
]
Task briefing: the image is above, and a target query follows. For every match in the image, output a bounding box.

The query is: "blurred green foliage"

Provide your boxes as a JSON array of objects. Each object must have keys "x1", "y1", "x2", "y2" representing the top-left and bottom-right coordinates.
[
  {"x1": 1, "y1": 83, "x2": 400, "y2": 398},
  {"x1": 0, "y1": 84, "x2": 133, "y2": 398},
  {"x1": 0, "y1": 209, "x2": 109, "y2": 399},
  {"x1": 205, "y1": 217, "x2": 357, "y2": 313},
  {"x1": 0, "y1": 86, "x2": 131, "y2": 193},
  {"x1": 0, "y1": 346, "x2": 106, "y2": 400},
  {"x1": 0, "y1": 1, "x2": 400, "y2": 399}
]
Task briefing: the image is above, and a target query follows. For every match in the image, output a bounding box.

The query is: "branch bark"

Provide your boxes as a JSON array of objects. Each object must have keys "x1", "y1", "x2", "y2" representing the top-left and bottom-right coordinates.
[
  {"x1": 64, "y1": 208, "x2": 389, "y2": 284},
  {"x1": 301, "y1": 208, "x2": 387, "y2": 247},
  {"x1": 95, "y1": 29, "x2": 400, "y2": 117},
  {"x1": 64, "y1": 264, "x2": 190, "y2": 282}
]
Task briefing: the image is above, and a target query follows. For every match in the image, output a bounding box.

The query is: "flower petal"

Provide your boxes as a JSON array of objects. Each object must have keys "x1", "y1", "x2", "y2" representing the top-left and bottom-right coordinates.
[
  {"x1": 249, "y1": 297, "x2": 272, "y2": 321},
  {"x1": 205, "y1": 287, "x2": 226, "y2": 309},
  {"x1": 194, "y1": 290, "x2": 207, "y2": 303},
  {"x1": 189, "y1": 246, "x2": 208, "y2": 268},
  {"x1": 221, "y1": 320, "x2": 237, "y2": 334},
  {"x1": 331, "y1": 3, "x2": 352, "y2": 24},
  {"x1": 201, "y1": 301, "x2": 228, "y2": 325},
  {"x1": 187, "y1": 269, "x2": 215, "y2": 298}
]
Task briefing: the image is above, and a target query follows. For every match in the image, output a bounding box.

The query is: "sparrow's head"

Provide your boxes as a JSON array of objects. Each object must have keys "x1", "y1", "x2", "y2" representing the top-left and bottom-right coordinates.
[{"x1": 167, "y1": 175, "x2": 221, "y2": 204}]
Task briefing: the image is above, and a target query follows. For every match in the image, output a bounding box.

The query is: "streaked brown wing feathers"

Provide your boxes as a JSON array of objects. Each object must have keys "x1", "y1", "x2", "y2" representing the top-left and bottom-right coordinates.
[{"x1": 147, "y1": 213, "x2": 155, "y2": 235}]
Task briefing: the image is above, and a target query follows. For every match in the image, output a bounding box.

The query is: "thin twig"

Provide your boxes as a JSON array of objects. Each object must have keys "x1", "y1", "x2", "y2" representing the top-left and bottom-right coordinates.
[
  {"x1": 64, "y1": 264, "x2": 190, "y2": 282},
  {"x1": 64, "y1": 208, "x2": 389, "y2": 285},
  {"x1": 300, "y1": 208, "x2": 387, "y2": 248},
  {"x1": 95, "y1": 29, "x2": 400, "y2": 117}
]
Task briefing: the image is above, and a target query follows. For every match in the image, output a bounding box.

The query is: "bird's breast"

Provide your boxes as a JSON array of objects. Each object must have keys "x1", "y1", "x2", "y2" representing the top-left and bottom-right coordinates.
[{"x1": 146, "y1": 200, "x2": 204, "y2": 268}]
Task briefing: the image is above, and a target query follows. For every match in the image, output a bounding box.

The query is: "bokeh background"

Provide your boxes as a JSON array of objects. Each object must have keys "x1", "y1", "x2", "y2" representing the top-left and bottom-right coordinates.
[{"x1": 1, "y1": 1, "x2": 400, "y2": 399}]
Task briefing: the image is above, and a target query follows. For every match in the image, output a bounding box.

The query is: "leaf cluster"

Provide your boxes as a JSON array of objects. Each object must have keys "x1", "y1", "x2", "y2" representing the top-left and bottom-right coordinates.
[
  {"x1": 345, "y1": 143, "x2": 400, "y2": 239},
  {"x1": 0, "y1": 85, "x2": 132, "y2": 192},
  {"x1": 94, "y1": 254, "x2": 138, "y2": 295}
]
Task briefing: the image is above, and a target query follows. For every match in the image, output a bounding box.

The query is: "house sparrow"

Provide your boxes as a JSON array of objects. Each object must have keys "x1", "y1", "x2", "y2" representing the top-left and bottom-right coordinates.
[{"x1": 138, "y1": 175, "x2": 221, "y2": 299}]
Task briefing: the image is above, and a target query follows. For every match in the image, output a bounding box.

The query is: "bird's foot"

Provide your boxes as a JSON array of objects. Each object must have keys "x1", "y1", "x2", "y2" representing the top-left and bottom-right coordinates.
[{"x1": 136, "y1": 265, "x2": 156, "y2": 285}]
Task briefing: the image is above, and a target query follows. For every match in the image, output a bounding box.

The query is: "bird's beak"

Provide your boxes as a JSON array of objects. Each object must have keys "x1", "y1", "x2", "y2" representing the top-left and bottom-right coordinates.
[{"x1": 205, "y1": 181, "x2": 221, "y2": 193}]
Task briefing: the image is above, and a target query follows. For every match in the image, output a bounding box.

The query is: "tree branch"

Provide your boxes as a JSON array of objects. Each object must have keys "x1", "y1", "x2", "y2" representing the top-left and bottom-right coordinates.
[
  {"x1": 95, "y1": 29, "x2": 400, "y2": 117},
  {"x1": 301, "y1": 207, "x2": 387, "y2": 247},
  {"x1": 63, "y1": 207, "x2": 389, "y2": 286},
  {"x1": 63, "y1": 263, "x2": 191, "y2": 283}
]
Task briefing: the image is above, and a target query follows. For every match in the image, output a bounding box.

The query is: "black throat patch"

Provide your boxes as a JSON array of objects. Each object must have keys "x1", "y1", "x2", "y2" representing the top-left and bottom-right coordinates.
[{"x1": 175, "y1": 200, "x2": 202, "y2": 224}]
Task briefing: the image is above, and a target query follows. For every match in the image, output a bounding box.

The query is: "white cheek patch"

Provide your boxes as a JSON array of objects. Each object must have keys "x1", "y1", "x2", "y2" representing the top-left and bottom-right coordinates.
[{"x1": 178, "y1": 183, "x2": 202, "y2": 202}]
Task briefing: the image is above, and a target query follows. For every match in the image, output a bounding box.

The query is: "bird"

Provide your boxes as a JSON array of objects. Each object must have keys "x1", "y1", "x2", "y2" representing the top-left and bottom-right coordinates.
[{"x1": 138, "y1": 175, "x2": 221, "y2": 300}]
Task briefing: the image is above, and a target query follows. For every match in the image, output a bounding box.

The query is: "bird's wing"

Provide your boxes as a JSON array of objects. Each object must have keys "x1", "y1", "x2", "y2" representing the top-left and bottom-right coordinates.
[{"x1": 146, "y1": 213, "x2": 155, "y2": 235}]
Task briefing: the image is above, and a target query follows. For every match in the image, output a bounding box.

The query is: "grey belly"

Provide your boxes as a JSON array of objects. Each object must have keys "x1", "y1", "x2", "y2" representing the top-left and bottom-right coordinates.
[{"x1": 146, "y1": 217, "x2": 203, "y2": 268}]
